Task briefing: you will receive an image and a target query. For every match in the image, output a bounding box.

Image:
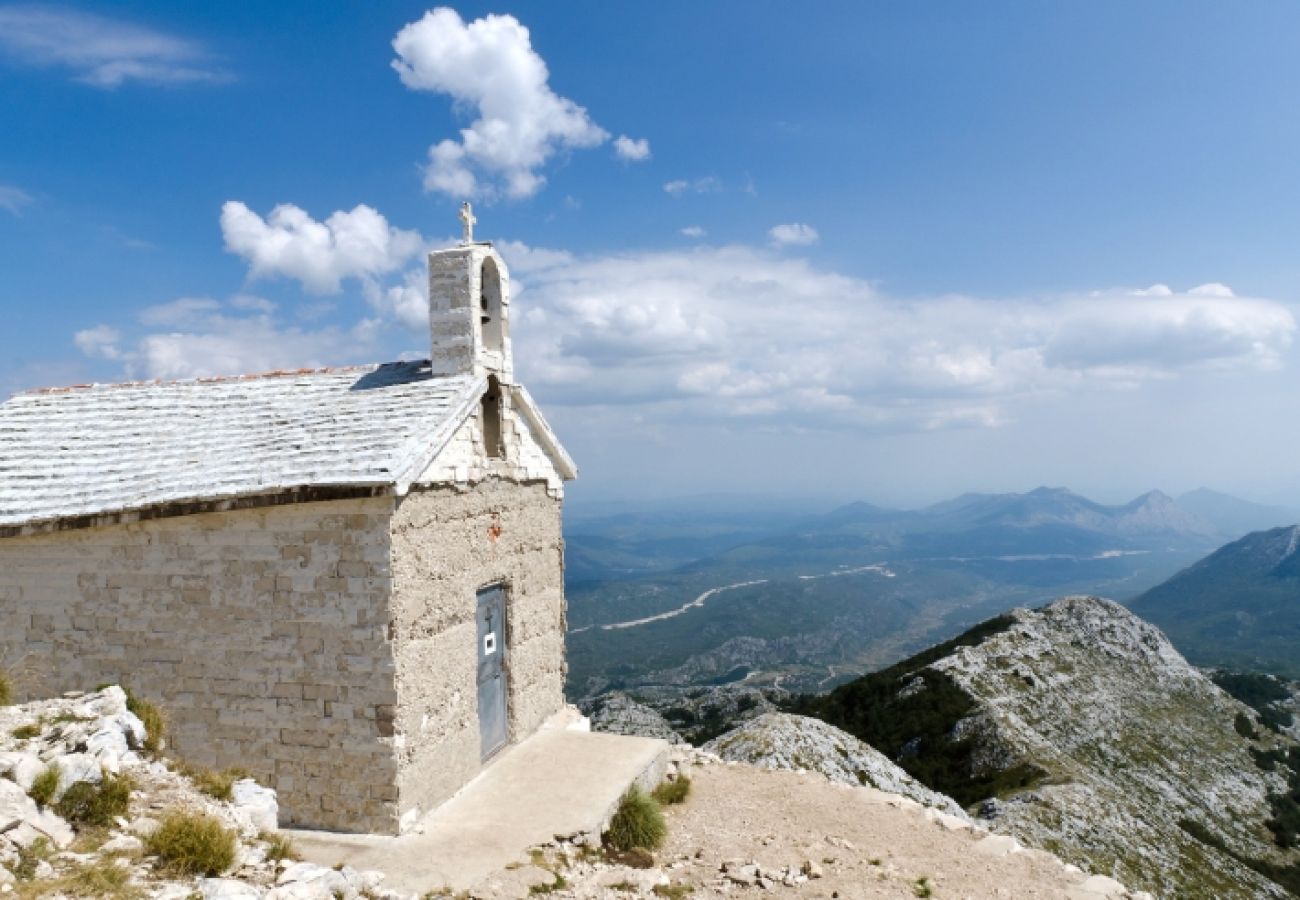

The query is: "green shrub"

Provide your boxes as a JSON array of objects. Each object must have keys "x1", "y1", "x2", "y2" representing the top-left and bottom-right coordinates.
[
  {"x1": 0, "y1": 672, "x2": 12, "y2": 706},
  {"x1": 55, "y1": 773, "x2": 133, "y2": 828},
  {"x1": 123, "y1": 688, "x2": 165, "y2": 755},
  {"x1": 604, "y1": 786, "x2": 666, "y2": 852},
  {"x1": 1234, "y1": 711, "x2": 1260, "y2": 740},
  {"x1": 651, "y1": 776, "x2": 691, "y2": 806},
  {"x1": 146, "y1": 811, "x2": 237, "y2": 876},
  {"x1": 11, "y1": 722, "x2": 41, "y2": 740},
  {"x1": 28, "y1": 763, "x2": 61, "y2": 807}
]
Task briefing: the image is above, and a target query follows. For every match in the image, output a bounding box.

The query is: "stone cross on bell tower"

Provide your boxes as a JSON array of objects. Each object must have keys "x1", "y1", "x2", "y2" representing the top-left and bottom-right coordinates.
[
  {"x1": 427, "y1": 205, "x2": 512, "y2": 382},
  {"x1": 458, "y1": 202, "x2": 476, "y2": 245}
]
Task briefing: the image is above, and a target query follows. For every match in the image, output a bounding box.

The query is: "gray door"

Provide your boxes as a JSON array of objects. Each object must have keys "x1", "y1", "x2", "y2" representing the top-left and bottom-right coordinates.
[{"x1": 476, "y1": 585, "x2": 508, "y2": 760}]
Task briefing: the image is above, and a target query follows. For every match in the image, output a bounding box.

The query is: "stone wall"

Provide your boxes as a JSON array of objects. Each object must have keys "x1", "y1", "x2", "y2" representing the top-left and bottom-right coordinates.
[
  {"x1": 387, "y1": 478, "x2": 566, "y2": 829},
  {"x1": 0, "y1": 498, "x2": 402, "y2": 833}
]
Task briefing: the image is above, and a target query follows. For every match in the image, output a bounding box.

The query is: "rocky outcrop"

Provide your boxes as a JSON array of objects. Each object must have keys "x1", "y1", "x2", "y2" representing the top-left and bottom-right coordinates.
[
  {"x1": 806, "y1": 596, "x2": 1300, "y2": 898},
  {"x1": 702, "y1": 712, "x2": 966, "y2": 817},
  {"x1": 0, "y1": 686, "x2": 412, "y2": 900},
  {"x1": 579, "y1": 693, "x2": 686, "y2": 744}
]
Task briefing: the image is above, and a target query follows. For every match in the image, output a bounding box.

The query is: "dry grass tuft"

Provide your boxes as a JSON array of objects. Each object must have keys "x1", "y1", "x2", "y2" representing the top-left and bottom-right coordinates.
[
  {"x1": 145, "y1": 810, "x2": 237, "y2": 877},
  {"x1": 28, "y1": 764, "x2": 61, "y2": 808},
  {"x1": 604, "y1": 786, "x2": 667, "y2": 853},
  {"x1": 651, "y1": 775, "x2": 692, "y2": 806}
]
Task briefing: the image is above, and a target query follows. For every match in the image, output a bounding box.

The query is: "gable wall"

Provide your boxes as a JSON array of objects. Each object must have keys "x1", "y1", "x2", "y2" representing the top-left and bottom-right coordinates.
[
  {"x1": 0, "y1": 498, "x2": 401, "y2": 832},
  {"x1": 389, "y1": 403, "x2": 566, "y2": 825}
]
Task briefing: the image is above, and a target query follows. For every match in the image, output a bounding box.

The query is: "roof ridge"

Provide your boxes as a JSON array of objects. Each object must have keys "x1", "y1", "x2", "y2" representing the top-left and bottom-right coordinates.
[{"x1": 18, "y1": 360, "x2": 436, "y2": 396}]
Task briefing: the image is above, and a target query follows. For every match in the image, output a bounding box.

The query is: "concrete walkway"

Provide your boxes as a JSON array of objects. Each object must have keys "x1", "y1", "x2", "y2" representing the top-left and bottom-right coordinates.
[{"x1": 286, "y1": 728, "x2": 670, "y2": 893}]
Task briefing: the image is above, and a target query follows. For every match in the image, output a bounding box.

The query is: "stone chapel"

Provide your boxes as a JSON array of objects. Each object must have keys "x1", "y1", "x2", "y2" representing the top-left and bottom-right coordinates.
[{"x1": 0, "y1": 211, "x2": 576, "y2": 834}]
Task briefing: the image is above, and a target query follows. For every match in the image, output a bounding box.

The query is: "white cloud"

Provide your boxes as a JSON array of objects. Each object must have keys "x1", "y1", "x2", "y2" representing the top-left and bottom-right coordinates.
[
  {"x1": 220, "y1": 201, "x2": 424, "y2": 294},
  {"x1": 392, "y1": 8, "x2": 609, "y2": 199},
  {"x1": 0, "y1": 184, "x2": 32, "y2": 215},
  {"x1": 613, "y1": 135, "x2": 651, "y2": 162},
  {"x1": 664, "y1": 177, "x2": 721, "y2": 197},
  {"x1": 768, "y1": 222, "x2": 819, "y2": 247},
  {"x1": 73, "y1": 297, "x2": 375, "y2": 381},
  {"x1": 496, "y1": 243, "x2": 1296, "y2": 434},
  {"x1": 680, "y1": 226, "x2": 706, "y2": 239},
  {"x1": 0, "y1": 5, "x2": 229, "y2": 88},
  {"x1": 73, "y1": 325, "x2": 122, "y2": 360}
]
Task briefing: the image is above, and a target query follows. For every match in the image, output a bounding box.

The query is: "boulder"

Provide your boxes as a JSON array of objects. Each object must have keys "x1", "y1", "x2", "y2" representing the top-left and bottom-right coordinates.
[
  {"x1": 0, "y1": 754, "x2": 43, "y2": 793},
  {"x1": 231, "y1": 779, "x2": 279, "y2": 833},
  {"x1": 202, "y1": 878, "x2": 265, "y2": 900}
]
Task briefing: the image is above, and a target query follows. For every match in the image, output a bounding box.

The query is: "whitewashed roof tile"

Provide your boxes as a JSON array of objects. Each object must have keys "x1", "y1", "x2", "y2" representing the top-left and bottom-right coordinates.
[{"x1": 0, "y1": 361, "x2": 483, "y2": 529}]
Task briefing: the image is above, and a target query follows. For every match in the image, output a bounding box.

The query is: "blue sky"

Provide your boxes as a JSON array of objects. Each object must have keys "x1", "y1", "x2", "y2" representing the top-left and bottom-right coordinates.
[{"x1": 3, "y1": 2, "x2": 1300, "y2": 508}]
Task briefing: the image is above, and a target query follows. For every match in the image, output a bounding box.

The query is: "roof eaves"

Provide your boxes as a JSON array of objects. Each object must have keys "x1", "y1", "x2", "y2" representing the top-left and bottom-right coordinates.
[{"x1": 509, "y1": 384, "x2": 578, "y2": 481}]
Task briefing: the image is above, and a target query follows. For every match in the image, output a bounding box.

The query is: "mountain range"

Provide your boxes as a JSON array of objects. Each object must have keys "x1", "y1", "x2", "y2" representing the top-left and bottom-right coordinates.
[{"x1": 565, "y1": 486, "x2": 1298, "y2": 698}]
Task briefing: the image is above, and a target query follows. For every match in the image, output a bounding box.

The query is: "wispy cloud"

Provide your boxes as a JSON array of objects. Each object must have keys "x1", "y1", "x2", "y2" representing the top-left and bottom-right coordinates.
[
  {"x1": 0, "y1": 183, "x2": 32, "y2": 215},
  {"x1": 0, "y1": 5, "x2": 230, "y2": 88},
  {"x1": 768, "y1": 222, "x2": 819, "y2": 247},
  {"x1": 663, "y1": 177, "x2": 721, "y2": 197},
  {"x1": 680, "y1": 225, "x2": 706, "y2": 239}
]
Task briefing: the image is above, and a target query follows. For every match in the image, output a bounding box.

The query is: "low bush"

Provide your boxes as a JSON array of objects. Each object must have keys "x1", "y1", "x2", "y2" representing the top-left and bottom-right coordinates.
[
  {"x1": 54, "y1": 859, "x2": 143, "y2": 900},
  {"x1": 262, "y1": 831, "x2": 301, "y2": 865},
  {"x1": 651, "y1": 776, "x2": 692, "y2": 806},
  {"x1": 146, "y1": 810, "x2": 237, "y2": 876},
  {"x1": 0, "y1": 672, "x2": 11, "y2": 706},
  {"x1": 55, "y1": 773, "x2": 133, "y2": 828},
  {"x1": 604, "y1": 786, "x2": 667, "y2": 853},
  {"x1": 28, "y1": 764, "x2": 61, "y2": 808},
  {"x1": 123, "y1": 688, "x2": 165, "y2": 756},
  {"x1": 12, "y1": 837, "x2": 53, "y2": 881},
  {"x1": 1234, "y1": 712, "x2": 1260, "y2": 740},
  {"x1": 181, "y1": 765, "x2": 248, "y2": 802},
  {"x1": 11, "y1": 722, "x2": 41, "y2": 740}
]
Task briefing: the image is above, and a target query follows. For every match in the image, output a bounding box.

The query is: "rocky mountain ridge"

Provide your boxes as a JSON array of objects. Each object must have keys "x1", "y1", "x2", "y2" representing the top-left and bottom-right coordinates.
[{"x1": 802, "y1": 596, "x2": 1300, "y2": 898}]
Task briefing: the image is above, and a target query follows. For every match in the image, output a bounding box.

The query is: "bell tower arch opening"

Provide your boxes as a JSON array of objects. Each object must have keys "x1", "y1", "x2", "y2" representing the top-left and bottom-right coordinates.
[{"x1": 480, "y1": 257, "x2": 504, "y2": 357}]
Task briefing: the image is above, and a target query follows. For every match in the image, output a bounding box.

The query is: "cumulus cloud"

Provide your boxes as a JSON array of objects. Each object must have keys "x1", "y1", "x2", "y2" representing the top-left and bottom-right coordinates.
[
  {"x1": 392, "y1": 8, "x2": 609, "y2": 199},
  {"x1": 680, "y1": 225, "x2": 706, "y2": 239},
  {"x1": 0, "y1": 184, "x2": 32, "y2": 215},
  {"x1": 613, "y1": 135, "x2": 651, "y2": 162},
  {"x1": 73, "y1": 325, "x2": 123, "y2": 360},
  {"x1": 220, "y1": 201, "x2": 424, "y2": 294},
  {"x1": 496, "y1": 244, "x2": 1296, "y2": 433},
  {"x1": 0, "y1": 5, "x2": 230, "y2": 88},
  {"x1": 664, "y1": 177, "x2": 721, "y2": 197},
  {"x1": 768, "y1": 222, "x2": 819, "y2": 247}
]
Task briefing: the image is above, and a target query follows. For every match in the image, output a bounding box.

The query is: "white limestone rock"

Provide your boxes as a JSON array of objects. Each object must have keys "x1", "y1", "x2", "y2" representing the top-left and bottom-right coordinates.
[
  {"x1": 231, "y1": 779, "x2": 279, "y2": 834},
  {"x1": 202, "y1": 878, "x2": 265, "y2": 900},
  {"x1": 702, "y1": 712, "x2": 968, "y2": 818},
  {"x1": 0, "y1": 753, "x2": 43, "y2": 792}
]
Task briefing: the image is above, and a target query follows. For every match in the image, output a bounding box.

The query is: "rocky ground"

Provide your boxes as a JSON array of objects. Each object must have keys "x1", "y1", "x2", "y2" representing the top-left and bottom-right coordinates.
[
  {"x1": 471, "y1": 749, "x2": 1152, "y2": 899},
  {"x1": 2, "y1": 687, "x2": 1160, "y2": 899},
  {"x1": 0, "y1": 686, "x2": 409, "y2": 900}
]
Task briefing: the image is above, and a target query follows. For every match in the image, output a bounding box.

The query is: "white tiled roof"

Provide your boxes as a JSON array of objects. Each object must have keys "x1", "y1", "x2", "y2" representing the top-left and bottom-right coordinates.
[{"x1": 0, "y1": 361, "x2": 484, "y2": 529}]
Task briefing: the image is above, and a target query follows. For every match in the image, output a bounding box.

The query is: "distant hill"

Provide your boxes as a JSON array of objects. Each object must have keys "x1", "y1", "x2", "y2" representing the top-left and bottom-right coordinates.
[
  {"x1": 1177, "y1": 488, "x2": 1300, "y2": 538},
  {"x1": 796, "y1": 597, "x2": 1300, "y2": 898},
  {"x1": 1129, "y1": 525, "x2": 1300, "y2": 678}
]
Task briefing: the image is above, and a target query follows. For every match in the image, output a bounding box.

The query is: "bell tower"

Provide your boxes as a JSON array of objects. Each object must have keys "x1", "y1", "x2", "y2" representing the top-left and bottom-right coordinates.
[{"x1": 426, "y1": 202, "x2": 513, "y2": 382}]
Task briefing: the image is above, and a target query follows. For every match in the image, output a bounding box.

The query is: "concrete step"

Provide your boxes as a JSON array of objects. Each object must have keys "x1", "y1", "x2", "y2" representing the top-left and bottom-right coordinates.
[{"x1": 286, "y1": 726, "x2": 670, "y2": 893}]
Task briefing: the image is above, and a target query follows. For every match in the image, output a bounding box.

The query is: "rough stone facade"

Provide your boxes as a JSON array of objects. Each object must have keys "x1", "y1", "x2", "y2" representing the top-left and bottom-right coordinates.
[
  {"x1": 0, "y1": 498, "x2": 401, "y2": 832},
  {"x1": 0, "y1": 472, "x2": 566, "y2": 834}
]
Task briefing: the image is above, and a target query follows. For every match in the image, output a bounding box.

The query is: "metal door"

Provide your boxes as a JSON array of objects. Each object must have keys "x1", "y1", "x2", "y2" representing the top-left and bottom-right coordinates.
[{"x1": 476, "y1": 585, "x2": 508, "y2": 760}]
